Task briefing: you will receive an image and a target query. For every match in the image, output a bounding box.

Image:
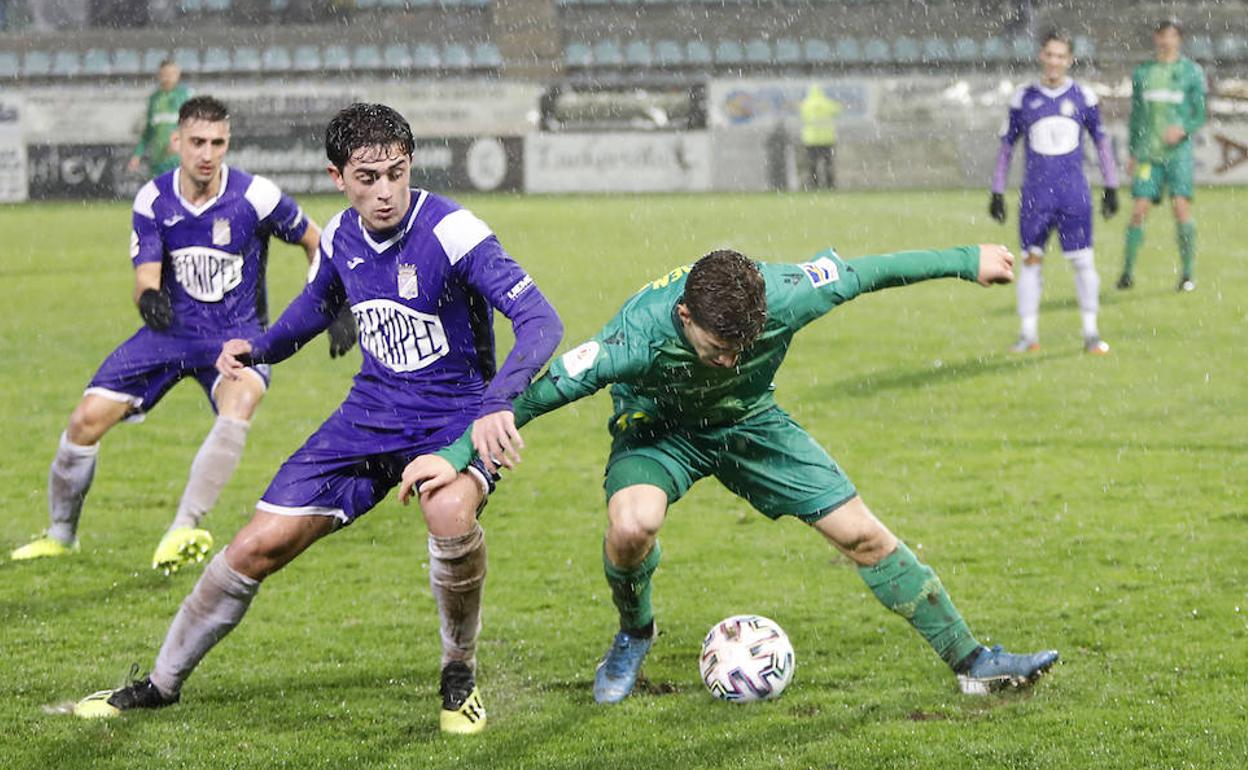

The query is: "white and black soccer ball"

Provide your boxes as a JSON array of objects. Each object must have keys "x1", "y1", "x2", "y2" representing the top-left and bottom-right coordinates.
[{"x1": 699, "y1": 614, "x2": 795, "y2": 703}]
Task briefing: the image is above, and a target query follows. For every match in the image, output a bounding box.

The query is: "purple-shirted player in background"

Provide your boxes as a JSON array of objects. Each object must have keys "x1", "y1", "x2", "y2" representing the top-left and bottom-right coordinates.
[
  {"x1": 10, "y1": 96, "x2": 347, "y2": 573},
  {"x1": 989, "y1": 30, "x2": 1119, "y2": 355},
  {"x1": 71, "y1": 104, "x2": 563, "y2": 735}
]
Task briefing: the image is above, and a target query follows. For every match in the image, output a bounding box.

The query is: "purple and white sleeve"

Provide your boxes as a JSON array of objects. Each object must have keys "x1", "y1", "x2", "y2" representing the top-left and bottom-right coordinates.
[{"x1": 991, "y1": 95, "x2": 1025, "y2": 194}]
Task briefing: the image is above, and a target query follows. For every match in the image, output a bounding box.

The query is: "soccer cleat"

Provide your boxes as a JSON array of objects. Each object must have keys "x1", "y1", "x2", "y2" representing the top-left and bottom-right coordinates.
[
  {"x1": 73, "y1": 675, "x2": 178, "y2": 719},
  {"x1": 1008, "y1": 336, "x2": 1040, "y2": 354},
  {"x1": 1177, "y1": 278, "x2": 1196, "y2": 293},
  {"x1": 1115, "y1": 274, "x2": 1134, "y2": 290},
  {"x1": 1083, "y1": 336, "x2": 1110, "y2": 355},
  {"x1": 593, "y1": 630, "x2": 654, "y2": 704},
  {"x1": 956, "y1": 645, "x2": 1059, "y2": 695},
  {"x1": 439, "y1": 662, "x2": 486, "y2": 734},
  {"x1": 151, "y1": 527, "x2": 214, "y2": 574},
  {"x1": 10, "y1": 533, "x2": 78, "y2": 561}
]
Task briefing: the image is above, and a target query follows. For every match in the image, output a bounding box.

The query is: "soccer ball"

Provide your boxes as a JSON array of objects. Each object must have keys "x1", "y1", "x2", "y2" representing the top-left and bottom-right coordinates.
[{"x1": 699, "y1": 614, "x2": 795, "y2": 702}]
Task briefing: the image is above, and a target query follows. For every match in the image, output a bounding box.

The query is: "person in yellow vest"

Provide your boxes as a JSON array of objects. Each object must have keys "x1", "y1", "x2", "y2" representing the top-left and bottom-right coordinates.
[{"x1": 800, "y1": 84, "x2": 843, "y2": 190}]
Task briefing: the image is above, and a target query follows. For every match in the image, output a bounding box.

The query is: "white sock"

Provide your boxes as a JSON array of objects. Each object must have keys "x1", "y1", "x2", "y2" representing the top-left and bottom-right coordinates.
[
  {"x1": 172, "y1": 416, "x2": 250, "y2": 531},
  {"x1": 47, "y1": 432, "x2": 99, "y2": 544},
  {"x1": 429, "y1": 524, "x2": 487, "y2": 670},
  {"x1": 1016, "y1": 259, "x2": 1043, "y2": 340},
  {"x1": 1067, "y1": 248, "x2": 1100, "y2": 338},
  {"x1": 151, "y1": 551, "x2": 260, "y2": 698}
]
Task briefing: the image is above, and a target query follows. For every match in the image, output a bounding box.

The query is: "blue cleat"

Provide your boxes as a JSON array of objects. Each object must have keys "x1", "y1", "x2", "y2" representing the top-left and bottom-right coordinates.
[
  {"x1": 957, "y1": 645, "x2": 1059, "y2": 695},
  {"x1": 593, "y1": 631, "x2": 653, "y2": 704}
]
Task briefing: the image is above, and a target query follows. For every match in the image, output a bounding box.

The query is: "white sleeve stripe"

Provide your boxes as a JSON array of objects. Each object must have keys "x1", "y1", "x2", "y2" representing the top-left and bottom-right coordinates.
[
  {"x1": 320, "y1": 211, "x2": 345, "y2": 260},
  {"x1": 244, "y1": 175, "x2": 283, "y2": 220},
  {"x1": 132, "y1": 181, "x2": 159, "y2": 219},
  {"x1": 433, "y1": 209, "x2": 493, "y2": 266}
]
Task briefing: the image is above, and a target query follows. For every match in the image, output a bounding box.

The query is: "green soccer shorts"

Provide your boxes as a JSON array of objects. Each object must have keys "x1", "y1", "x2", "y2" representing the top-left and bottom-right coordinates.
[
  {"x1": 603, "y1": 405, "x2": 857, "y2": 523},
  {"x1": 1131, "y1": 145, "x2": 1195, "y2": 202}
]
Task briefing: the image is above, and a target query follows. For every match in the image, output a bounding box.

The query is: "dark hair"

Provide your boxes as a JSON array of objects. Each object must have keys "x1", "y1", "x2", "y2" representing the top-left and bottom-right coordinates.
[
  {"x1": 683, "y1": 250, "x2": 768, "y2": 348},
  {"x1": 325, "y1": 103, "x2": 415, "y2": 171},
  {"x1": 178, "y1": 95, "x2": 229, "y2": 125},
  {"x1": 1155, "y1": 19, "x2": 1183, "y2": 36},
  {"x1": 1041, "y1": 29, "x2": 1073, "y2": 54},
  {"x1": 159, "y1": 58, "x2": 177, "y2": 68}
]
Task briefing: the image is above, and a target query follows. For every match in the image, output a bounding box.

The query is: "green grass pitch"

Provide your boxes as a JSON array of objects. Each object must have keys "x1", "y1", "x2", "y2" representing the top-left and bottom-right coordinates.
[{"x1": 1, "y1": 189, "x2": 1245, "y2": 769}]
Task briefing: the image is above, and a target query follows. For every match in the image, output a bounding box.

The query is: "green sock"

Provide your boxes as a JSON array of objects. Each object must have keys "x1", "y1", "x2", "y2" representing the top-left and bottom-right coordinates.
[
  {"x1": 1122, "y1": 225, "x2": 1144, "y2": 278},
  {"x1": 1177, "y1": 221, "x2": 1196, "y2": 279},
  {"x1": 603, "y1": 540, "x2": 661, "y2": 634},
  {"x1": 858, "y1": 542, "x2": 981, "y2": 670}
]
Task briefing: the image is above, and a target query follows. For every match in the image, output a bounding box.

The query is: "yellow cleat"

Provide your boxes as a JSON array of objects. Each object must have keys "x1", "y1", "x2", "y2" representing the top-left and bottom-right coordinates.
[
  {"x1": 151, "y1": 527, "x2": 214, "y2": 574},
  {"x1": 11, "y1": 534, "x2": 79, "y2": 561},
  {"x1": 440, "y1": 686, "x2": 487, "y2": 734},
  {"x1": 73, "y1": 690, "x2": 121, "y2": 719}
]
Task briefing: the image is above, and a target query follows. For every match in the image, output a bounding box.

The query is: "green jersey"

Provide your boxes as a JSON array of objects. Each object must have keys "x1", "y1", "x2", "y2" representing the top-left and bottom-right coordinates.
[
  {"x1": 133, "y1": 84, "x2": 191, "y2": 174},
  {"x1": 1129, "y1": 57, "x2": 1206, "y2": 163},
  {"x1": 438, "y1": 245, "x2": 979, "y2": 469}
]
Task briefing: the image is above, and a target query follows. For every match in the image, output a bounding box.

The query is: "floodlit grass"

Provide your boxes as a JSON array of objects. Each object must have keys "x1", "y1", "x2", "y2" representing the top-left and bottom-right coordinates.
[{"x1": 1, "y1": 189, "x2": 1245, "y2": 769}]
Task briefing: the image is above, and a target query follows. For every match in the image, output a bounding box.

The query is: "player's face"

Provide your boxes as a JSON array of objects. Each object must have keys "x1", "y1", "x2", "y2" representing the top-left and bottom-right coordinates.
[
  {"x1": 677, "y1": 304, "x2": 743, "y2": 369},
  {"x1": 174, "y1": 119, "x2": 229, "y2": 186},
  {"x1": 158, "y1": 63, "x2": 180, "y2": 90},
  {"x1": 1039, "y1": 40, "x2": 1072, "y2": 84},
  {"x1": 329, "y1": 146, "x2": 413, "y2": 232},
  {"x1": 1154, "y1": 28, "x2": 1181, "y2": 60}
]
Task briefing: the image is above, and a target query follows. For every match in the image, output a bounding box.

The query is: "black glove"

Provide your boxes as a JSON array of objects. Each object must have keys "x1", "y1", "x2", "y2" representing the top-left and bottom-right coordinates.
[
  {"x1": 989, "y1": 192, "x2": 1007, "y2": 224},
  {"x1": 1101, "y1": 187, "x2": 1119, "y2": 220},
  {"x1": 326, "y1": 304, "x2": 357, "y2": 358},
  {"x1": 138, "y1": 288, "x2": 173, "y2": 331}
]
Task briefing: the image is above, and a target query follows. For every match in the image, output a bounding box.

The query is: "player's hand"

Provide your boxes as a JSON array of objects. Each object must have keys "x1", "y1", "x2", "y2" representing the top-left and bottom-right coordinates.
[
  {"x1": 988, "y1": 193, "x2": 1007, "y2": 224},
  {"x1": 472, "y1": 409, "x2": 524, "y2": 474},
  {"x1": 127, "y1": 156, "x2": 142, "y2": 174},
  {"x1": 216, "y1": 339, "x2": 254, "y2": 381},
  {"x1": 138, "y1": 288, "x2": 174, "y2": 331},
  {"x1": 399, "y1": 455, "x2": 458, "y2": 504},
  {"x1": 1163, "y1": 125, "x2": 1186, "y2": 146},
  {"x1": 975, "y1": 244, "x2": 1015, "y2": 286},
  {"x1": 1101, "y1": 188, "x2": 1119, "y2": 220},
  {"x1": 326, "y1": 304, "x2": 357, "y2": 358}
]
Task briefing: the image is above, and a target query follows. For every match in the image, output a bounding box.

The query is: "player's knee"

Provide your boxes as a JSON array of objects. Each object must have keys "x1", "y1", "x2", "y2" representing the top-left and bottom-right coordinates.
[
  {"x1": 420, "y1": 481, "x2": 479, "y2": 534},
  {"x1": 1023, "y1": 253, "x2": 1043, "y2": 267},
  {"x1": 840, "y1": 524, "x2": 898, "y2": 566},
  {"x1": 607, "y1": 512, "x2": 660, "y2": 553},
  {"x1": 67, "y1": 402, "x2": 114, "y2": 444}
]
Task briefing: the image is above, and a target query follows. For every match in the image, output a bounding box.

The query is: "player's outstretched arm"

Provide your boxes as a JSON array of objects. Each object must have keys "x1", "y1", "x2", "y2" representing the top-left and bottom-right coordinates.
[{"x1": 974, "y1": 243, "x2": 1015, "y2": 285}]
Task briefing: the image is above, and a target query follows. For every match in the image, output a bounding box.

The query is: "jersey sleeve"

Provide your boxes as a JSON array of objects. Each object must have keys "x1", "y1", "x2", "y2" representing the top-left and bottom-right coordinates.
[
  {"x1": 1079, "y1": 85, "x2": 1119, "y2": 188},
  {"x1": 244, "y1": 175, "x2": 309, "y2": 245},
  {"x1": 250, "y1": 238, "x2": 345, "y2": 364},
  {"x1": 1128, "y1": 66, "x2": 1147, "y2": 160},
  {"x1": 130, "y1": 181, "x2": 163, "y2": 267},
  {"x1": 992, "y1": 89, "x2": 1025, "y2": 193}
]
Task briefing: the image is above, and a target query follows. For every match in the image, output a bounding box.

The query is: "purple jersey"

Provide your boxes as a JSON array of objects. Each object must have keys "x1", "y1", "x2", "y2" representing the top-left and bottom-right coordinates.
[
  {"x1": 251, "y1": 189, "x2": 562, "y2": 436},
  {"x1": 131, "y1": 165, "x2": 309, "y2": 336},
  {"x1": 993, "y1": 79, "x2": 1118, "y2": 202}
]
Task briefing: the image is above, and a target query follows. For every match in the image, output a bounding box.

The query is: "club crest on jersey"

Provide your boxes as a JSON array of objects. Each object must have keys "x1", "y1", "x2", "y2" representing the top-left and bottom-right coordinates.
[
  {"x1": 397, "y1": 263, "x2": 419, "y2": 299},
  {"x1": 1060, "y1": 99, "x2": 1075, "y2": 117},
  {"x1": 353, "y1": 299, "x2": 448, "y2": 372},
  {"x1": 800, "y1": 256, "x2": 840, "y2": 287},
  {"x1": 212, "y1": 218, "x2": 231, "y2": 246}
]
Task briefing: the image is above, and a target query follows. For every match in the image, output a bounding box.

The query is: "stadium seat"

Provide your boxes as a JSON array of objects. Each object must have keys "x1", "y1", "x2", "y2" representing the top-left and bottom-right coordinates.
[
  {"x1": 833, "y1": 37, "x2": 863, "y2": 64},
  {"x1": 174, "y1": 47, "x2": 202, "y2": 72},
  {"x1": 383, "y1": 43, "x2": 413, "y2": 69},
  {"x1": 862, "y1": 38, "x2": 889, "y2": 64},
  {"x1": 625, "y1": 41, "x2": 653, "y2": 67},
  {"x1": 113, "y1": 48, "x2": 142, "y2": 74},
  {"x1": 565, "y1": 42, "x2": 592, "y2": 68},
  {"x1": 921, "y1": 37, "x2": 951, "y2": 63},
  {"x1": 291, "y1": 45, "x2": 321, "y2": 71},
  {"x1": 714, "y1": 40, "x2": 744, "y2": 65},
  {"x1": 686, "y1": 40, "x2": 712, "y2": 66},
  {"x1": 410, "y1": 43, "x2": 439, "y2": 69},
  {"x1": 0, "y1": 52, "x2": 19, "y2": 79},
  {"x1": 892, "y1": 37, "x2": 919, "y2": 63},
  {"x1": 22, "y1": 50, "x2": 51, "y2": 77},
  {"x1": 744, "y1": 39, "x2": 771, "y2": 65},
  {"x1": 952, "y1": 37, "x2": 978, "y2": 62},
  {"x1": 353, "y1": 44, "x2": 384, "y2": 69},
  {"x1": 233, "y1": 46, "x2": 261, "y2": 73},
  {"x1": 200, "y1": 47, "x2": 231, "y2": 74},
  {"x1": 379, "y1": 0, "x2": 405, "y2": 7},
  {"x1": 1010, "y1": 36, "x2": 1033, "y2": 61},
  {"x1": 1216, "y1": 34, "x2": 1246, "y2": 61},
  {"x1": 592, "y1": 40, "x2": 624, "y2": 67},
  {"x1": 1073, "y1": 35, "x2": 1094, "y2": 58},
  {"x1": 473, "y1": 42, "x2": 502, "y2": 68},
  {"x1": 356, "y1": 0, "x2": 379, "y2": 8},
  {"x1": 261, "y1": 45, "x2": 292, "y2": 72},
  {"x1": 204, "y1": 0, "x2": 231, "y2": 10},
  {"x1": 654, "y1": 39, "x2": 684, "y2": 67},
  {"x1": 82, "y1": 49, "x2": 112, "y2": 75},
  {"x1": 443, "y1": 43, "x2": 472, "y2": 70},
  {"x1": 774, "y1": 38, "x2": 801, "y2": 65},
  {"x1": 323, "y1": 44, "x2": 352, "y2": 71},
  {"x1": 1186, "y1": 34, "x2": 1214, "y2": 61},
  {"x1": 980, "y1": 36, "x2": 1009, "y2": 62},
  {"x1": 181, "y1": 0, "x2": 203, "y2": 10},
  {"x1": 804, "y1": 39, "x2": 832, "y2": 64},
  {"x1": 52, "y1": 51, "x2": 83, "y2": 77},
  {"x1": 143, "y1": 48, "x2": 169, "y2": 71}
]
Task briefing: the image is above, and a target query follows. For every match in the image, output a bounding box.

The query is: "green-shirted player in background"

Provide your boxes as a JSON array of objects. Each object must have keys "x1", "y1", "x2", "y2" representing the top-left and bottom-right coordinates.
[
  {"x1": 401, "y1": 243, "x2": 1061, "y2": 701},
  {"x1": 127, "y1": 59, "x2": 191, "y2": 177},
  {"x1": 1117, "y1": 19, "x2": 1207, "y2": 292}
]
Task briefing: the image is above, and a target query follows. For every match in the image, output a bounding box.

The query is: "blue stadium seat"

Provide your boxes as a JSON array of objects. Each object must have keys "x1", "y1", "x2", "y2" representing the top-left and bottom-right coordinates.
[
  {"x1": 833, "y1": 37, "x2": 862, "y2": 64},
  {"x1": 714, "y1": 40, "x2": 744, "y2": 65},
  {"x1": 862, "y1": 38, "x2": 889, "y2": 64},
  {"x1": 1073, "y1": 35, "x2": 1094, "y2": 58},
  {"x1": 291, "y1": 45, "x2": 321, "y2": 71},
  {"x1": 174, "y1": 47, "x2": 202, "y2": 72},
  {"x1": 980, "y1": 36, "x2": 1008, "y2": 62},
  {"x1": 323, "y1": 44, "x2": 352, "y2": 71},
  {"x1": 0, "y1": 52, "x2": 19, "y2": 78},
  {"x1": 204, "y1": 0, "x2": 231, "y2": 10},
  {"x1": 262, "y1": 46, "x2": 292, "y2": 72},
  {"x1": 83, "y1": 49, "x2": 112, "y2": 75},
  {"x1": 356, "y1": 0, "x2": 379, "y2": 8},
  {"x1": 892, "y1": 37, "x2": 919, "y2": 63},
  {"x1": 233, "y1": 46, "x2": 261, "y2": 73},
  {"x1": 952, "y1": 37, "x2": 978, "y2": 62},
  {"x1": 744, "y1": 39, "x2": 771, "y2": 65},
  {"x1": 774, "y1": 38, "x2": 801, "y2": 65},
  {"x1": 412, "y1": 44, "x2": 440, "y2": 69},
  {"x1": 52, "y1": 51, "x2": 82, "y2": 77},
  {"x1": 113, "y1": 48, "x2": 142, "y2": 74},
  {"x1": 353, "y1": 45, "x2": 384, "y2": 69},
  {"x1": 383, "y1": 43, "x2": 413, "y2": 69},
  {"x1": 625, "y1": 40, "x2": 653, "y2": 67},
  {"x1": 1186, "y1": 34, "x2": 1214, "y2": 61},
  {"x1": 22, "y1": 50, "x2": 51, "y2": 77},
  {"x1": 143, "y1": 48, "x2": 169, "y2": 71},
  {"x1": 655, "y1": 39, "x2": 684, "y2": 67},
  {"x1": 686, "y1": 40, "x2": 712, "y2": 66},
  {"x1": 473, "y1": 42, "x2": 502, "y2": 68},
  {"x1": 593, "y1": 40, "x2": 624, "y2": 67},
  {"x1": 1216, "y1": 34, "x2": 1246, "y2": 61},
  {"x1": 379, "y1": 0, "x2": 405, "y2": 7},
  {"x1": 804, "y1": 39, "x2": 833, "y2": 64},
  {"x1": 565, "y1": 42, "x2": 592, "y2": 68},
  {"x1": 1010, "y1": 36, "x2": 1033, "y2": 61},
  {"x1": 443, "y1": 43, "x2": 472, "y2": 70},
  {"x1": 181, "y1": 0, "x2": 204, "y2": 10},
  {"x1": 200, "y1": 47, "x2": 231, "y2": 74},
  {"x1": 921, "y1": 37, "x2": 951, "y2": 63}
]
